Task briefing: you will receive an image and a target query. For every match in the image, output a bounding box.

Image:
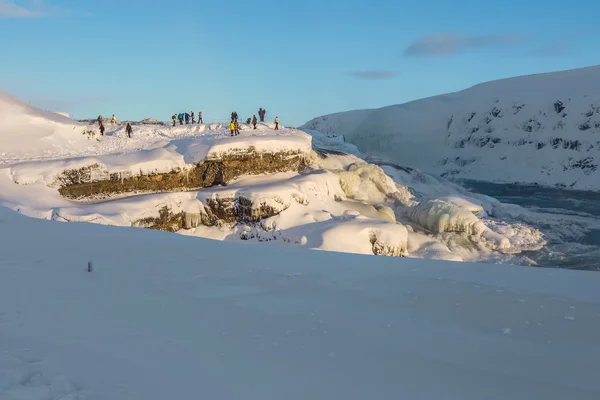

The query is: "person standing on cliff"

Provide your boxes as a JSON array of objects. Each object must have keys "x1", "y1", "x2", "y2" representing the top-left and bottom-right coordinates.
[
  {"x1": 274, "y1": 116, "x2": 279, "y2": 130},
  {"x1": 126, "y1": 123, "x2": 133, "y2": 138},
  {"x1": 234, "y1": 120, "x2": 240, "y2": 136},
  {"x1": 198, "y1": 111, "x2": 203, "y2": 124},
  {"x1": 252, "y1": 115, "x2": 257, "y2": 130},
  {"x1": 191, "y1": 111, "x2": 196, "y2": 124},
  {"x1": 229, "y1": 120, "x2": 235, "y2": 136}
]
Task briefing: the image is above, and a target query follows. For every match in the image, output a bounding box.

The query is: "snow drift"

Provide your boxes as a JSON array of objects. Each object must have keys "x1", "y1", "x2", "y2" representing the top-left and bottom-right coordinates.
[
  {"x1": 302, "y1": 65, "x2": 600, "y2": 190},
  {"x1": 0, "y1": 90, "x2": 89, "y2": 158},
  {"x1": 409, "y1": 199, "x2": 488, "y2": 236}
]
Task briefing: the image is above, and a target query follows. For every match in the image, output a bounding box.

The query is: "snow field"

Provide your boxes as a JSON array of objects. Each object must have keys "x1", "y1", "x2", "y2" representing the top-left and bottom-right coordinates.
[{"x1": 1, "y1": 206, "x2": 600, "y2": 399}]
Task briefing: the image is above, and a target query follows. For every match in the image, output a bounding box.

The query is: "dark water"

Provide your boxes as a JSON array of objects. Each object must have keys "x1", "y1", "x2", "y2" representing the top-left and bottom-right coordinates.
[{"x1": 458, "y1": 180, "x2": 600, "y2": 271}]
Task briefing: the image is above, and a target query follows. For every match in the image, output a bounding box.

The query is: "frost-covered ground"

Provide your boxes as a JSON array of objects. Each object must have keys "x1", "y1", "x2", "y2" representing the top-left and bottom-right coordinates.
[
  {"x1": 0, "y1": 89, "x2": 582, "y2": 266},
  {"x1": 1, "y1": 206, "x2": 600, "y2": 400},
  {"x1": 302, "y1": 65, "x2": 600, "y2": 191}
]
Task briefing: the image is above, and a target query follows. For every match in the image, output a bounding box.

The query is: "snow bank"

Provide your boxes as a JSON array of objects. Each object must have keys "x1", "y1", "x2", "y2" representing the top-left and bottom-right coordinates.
[
  {"x1": 409, "y1": 199, "x2": 488, "y2": 236},
  {"x1": 11, "y1": 147, "x2": 188, "y2": 186},
  {"x1": 9, "y1": 130, "x2": 312, "y2": 189},
  {"x1": 308, "y1": 215, "x2": 409, "y2": 257},
  {"x1": 337, "y1": 163, "x2": 415, "y2": 206},
  {"x1": 407, "y1": 231, "x2": 464, "y2": 262},
  {"x1": 0, "y1": 90, "x2": 89, "y2": 157},
  {"x1": 438, "y1": 195, "x2": 486, "y2": 216}
]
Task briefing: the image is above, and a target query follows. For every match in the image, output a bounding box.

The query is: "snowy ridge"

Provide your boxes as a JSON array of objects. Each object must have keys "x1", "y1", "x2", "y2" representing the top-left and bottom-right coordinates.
[
  {"x1": 302, "y1": 65, "x2": 600, "y2": 190},
  {"x1": 0, "y1": 91, "x2": 90, "y2": 156}
]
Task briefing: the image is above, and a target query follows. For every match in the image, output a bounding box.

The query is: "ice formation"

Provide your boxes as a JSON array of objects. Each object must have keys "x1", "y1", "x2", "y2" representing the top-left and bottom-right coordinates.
[
  {"x1": 409, "y1": 199, "x2": 488, "y2": 236},
  {"x1": 337, "y1": 162, "x2": 415, "y2": 206}
]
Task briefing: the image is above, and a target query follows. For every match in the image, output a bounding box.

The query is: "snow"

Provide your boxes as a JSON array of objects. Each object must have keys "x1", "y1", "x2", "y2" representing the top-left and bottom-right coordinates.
[
  {"x1": 1, "y1": 206, "x2": 600, "y2": 400},
  {"x1": 302, "y1": 65, "x2": 600, "y2": 191},
  {"x1": 0, "y1": 91, "x2": 90, "y2": 157},
  {"x1": 409, "y1": 199, "x2": 488, "y2": 236},
  {"x1": 0, "y1": 89, "x2": 307, "y2": 167},
  {"x1": 438, "y1": 195, "x2": 486, "y2": 216},
  {"x1": 9, "y1": 129, "x2": 312, "y2": 187},
  {"x1": 337, "y1": 162, "x2": 415, "y2": 206},
  {"x1": 0, "y1": 89, "x2": 553, "y2": 265}
]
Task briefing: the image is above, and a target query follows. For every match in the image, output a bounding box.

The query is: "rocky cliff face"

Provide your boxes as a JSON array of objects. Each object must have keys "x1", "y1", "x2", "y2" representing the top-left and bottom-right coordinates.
[
  {"x1": 302, "y1": 66, "x2": 600, "y2": 190},
  {"x1": 56, "y1": 150, "x2": 308, "y2": 200}
]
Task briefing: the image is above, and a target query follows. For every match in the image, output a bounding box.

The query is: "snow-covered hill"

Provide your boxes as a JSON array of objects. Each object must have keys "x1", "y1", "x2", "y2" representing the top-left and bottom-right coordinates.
[
  {"x1": 2, "y1": 206, "x2": 599, "y2": 399},
  {"x1": 0, "y1": 90, "x2": 563, "y2": 265},
  {"x1": 0, "y1": 91, "x2": 91, "y2": 159},
  {"x1": 302, "y1": 65, "x2": 600, "y2": 190}
]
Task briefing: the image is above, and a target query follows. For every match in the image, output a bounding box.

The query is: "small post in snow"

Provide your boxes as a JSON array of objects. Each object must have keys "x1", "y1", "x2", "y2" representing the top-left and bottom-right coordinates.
[{"x1": 87, "y1": 261, "x2": 93, "y2": 272}]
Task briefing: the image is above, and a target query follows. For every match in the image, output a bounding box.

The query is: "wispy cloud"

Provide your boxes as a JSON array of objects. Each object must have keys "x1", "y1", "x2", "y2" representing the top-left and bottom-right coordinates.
[
  {"x1": 348, "y1": 70, "x2": 397, "y2": 80},
  {"x1": 530, "y1": 44, "x2": 572, "y2": 58},
  {"x1": 404, "y1": 33, "x2": 525, "y2": 57},
  {"x1": 0, "y1": 0, "x2": 78, "y2": 18},
  {"x1": 0, "y1": 0, "x2": 41, "y2": 17}
]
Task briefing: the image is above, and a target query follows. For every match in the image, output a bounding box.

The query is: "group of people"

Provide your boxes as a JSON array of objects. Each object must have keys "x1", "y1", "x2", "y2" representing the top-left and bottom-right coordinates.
[
  {"x1": 97, "y1": 115, "x2": 133, "y2": 138},
  {"x1": 230, "y1": 108, "x2": 280, "y2": 136},
  {"x1": 172, "y1": 111, "x2": 203, "y2": 126},
  {"x1": 95, "y1": 107, "x2": 280, "y2": 139}
]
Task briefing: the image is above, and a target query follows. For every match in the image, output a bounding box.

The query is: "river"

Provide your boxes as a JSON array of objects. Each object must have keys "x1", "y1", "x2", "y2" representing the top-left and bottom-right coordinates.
[{"x1": 459, "y1": 180, "x2": 600, "y2": 271}]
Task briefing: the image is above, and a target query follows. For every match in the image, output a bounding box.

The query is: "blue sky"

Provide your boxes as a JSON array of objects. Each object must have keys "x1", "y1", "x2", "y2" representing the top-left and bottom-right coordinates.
[{"x1": 1, "y1": 0, "x2": 598, "y2": 125}]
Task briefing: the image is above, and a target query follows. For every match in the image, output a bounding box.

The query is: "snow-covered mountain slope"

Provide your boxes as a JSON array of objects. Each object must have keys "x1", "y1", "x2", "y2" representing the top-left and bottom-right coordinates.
[
  {"x1": 302, "y1": 65, "x2": 600, "y2": 190},
  {"x1": 0, "y1": 91, "x2": 91, "y2": 158},
  {"x1": 1, "y1": 206, "x2": 600, "y2": 400}
]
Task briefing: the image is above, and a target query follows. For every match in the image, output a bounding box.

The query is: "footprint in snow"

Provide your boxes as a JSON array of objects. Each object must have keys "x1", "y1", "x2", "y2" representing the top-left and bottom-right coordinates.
[
  {"x1": 502, "y1": 328, "x2": 512, "y2": 335},
  {"x1": 564, "y1": 316, "x2": 575, "y2": 321}
]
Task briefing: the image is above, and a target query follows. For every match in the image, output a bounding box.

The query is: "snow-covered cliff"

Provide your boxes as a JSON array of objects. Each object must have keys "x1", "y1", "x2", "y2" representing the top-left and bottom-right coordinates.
[
  {"x1": 0, "y1": 89, "x2": 554, "y2": 264},
  {"x1": 302, "y1": 65, "x2": 600, "y2": 190}
]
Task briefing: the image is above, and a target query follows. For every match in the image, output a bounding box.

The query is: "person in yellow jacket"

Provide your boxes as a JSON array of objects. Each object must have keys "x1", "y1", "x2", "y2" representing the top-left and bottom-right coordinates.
[
  {"x1": 172, "y1": 114, "x2": 177, "y2": 127},
  {"x1": 230, "y1": 120, "x2": 235, "y2": 136},
  {"x1": 234, "y1": 121, "x2": 240, "y2": 136}
]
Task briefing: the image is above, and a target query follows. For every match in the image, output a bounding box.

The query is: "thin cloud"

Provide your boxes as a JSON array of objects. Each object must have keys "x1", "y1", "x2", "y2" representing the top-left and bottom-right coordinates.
[
  {"x1": 0, "y1": 0, "x2": 79, "y2": 18},
  {"x1": 348, "y1": 70, "x2": 397, "y2": 80},
  {"x1": 531, "y1": 44, "x2": 572, "y2": 58},
  {"x1": 404, "y1": 33, "x2": 525, "y2": 57},
  {"x1": 0, "y1": 0, "x2": 41, "y2": 17}
]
